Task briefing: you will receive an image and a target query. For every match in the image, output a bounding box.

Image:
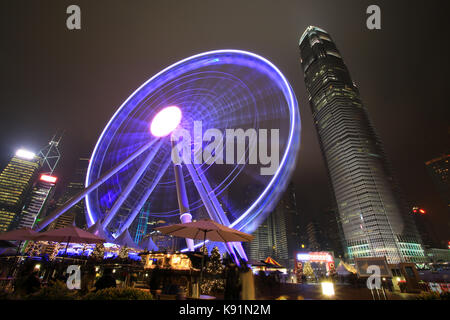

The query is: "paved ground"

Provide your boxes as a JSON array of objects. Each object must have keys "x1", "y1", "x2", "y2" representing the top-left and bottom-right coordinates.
[{"x1": 255, "y1": 283, "x2": 419, "y2": 300}]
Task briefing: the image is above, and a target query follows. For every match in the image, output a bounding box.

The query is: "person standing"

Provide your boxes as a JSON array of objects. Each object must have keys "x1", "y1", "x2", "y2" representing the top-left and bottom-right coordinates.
[
  {"x1": 223, "y1": 260, "x2": 240, "y2": 300},
  {"x1": 94, "y1": 268, "x2": 116, "y2": 291},
  {"x1": 239, "y1": 261, "x2": 255, "y2": 300}
]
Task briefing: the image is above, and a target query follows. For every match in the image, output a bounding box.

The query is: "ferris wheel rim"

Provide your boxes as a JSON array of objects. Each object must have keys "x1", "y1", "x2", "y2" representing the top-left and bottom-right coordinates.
[{"x1": 85, "y1": 49, "x2": 301, "y2": 235}]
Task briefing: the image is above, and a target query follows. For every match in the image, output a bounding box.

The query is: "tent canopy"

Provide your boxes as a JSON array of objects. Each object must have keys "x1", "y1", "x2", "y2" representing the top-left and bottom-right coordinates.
[
  {"x1": 113, "y1": 229, "x2": 140, "y2": 250},
  {"x1": 138, "y1": 236, "x2": 158, "y2": 251}
]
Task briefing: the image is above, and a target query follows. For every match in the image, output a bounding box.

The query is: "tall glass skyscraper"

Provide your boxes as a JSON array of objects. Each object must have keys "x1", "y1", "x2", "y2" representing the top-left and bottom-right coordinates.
[
  {"x1": 16, "y1": 174, "x2": 57, "y2": 229},
  {"x1": 298, "y1": 26, "x2": 425, "y2": 263},
  {"x1": 425, "y1": 154, "x2": 449, "y2": 212},
  {"x1": 0, "y1": 149, "x2": 41, "y2": 231},
  {"x1": 49, "y1": 157, "x2": 90, "y2": 229}
]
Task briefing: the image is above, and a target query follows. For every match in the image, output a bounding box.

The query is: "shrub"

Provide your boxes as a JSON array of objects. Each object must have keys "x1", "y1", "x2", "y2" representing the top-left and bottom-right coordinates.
[
  {"x1": 27, "y1": 280, "x2": 79, "y2": 300},
  {"x1": 417, "y1": 291, "x2": 450, "y2": 300},
  {"x1": 83, "y1": 287, "x2": 153, "y2": 300}
]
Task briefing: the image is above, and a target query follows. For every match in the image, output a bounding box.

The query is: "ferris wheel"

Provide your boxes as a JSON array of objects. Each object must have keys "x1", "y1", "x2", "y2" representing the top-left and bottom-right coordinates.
[{"x1": 36, "y1": 50, "x2": 301, "y2": 261}]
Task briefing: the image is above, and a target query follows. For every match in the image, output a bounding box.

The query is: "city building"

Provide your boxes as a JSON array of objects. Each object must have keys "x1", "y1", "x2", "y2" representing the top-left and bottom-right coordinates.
[
  {"x1": 51, "y1": 157, "x2": 90, "y2": 229},
  {"x1": 425, "y1": 154, "x2": 449, "y2": 212},
  {"x1": 305, "y1": 220, "x2": 328, "y2": 251},
  {"x1": 0, "y1": 149, "x2": 42, "y2": 231},
  {"x1": 425, "y1": 248, "x2": 450, "y2": 263},
  {"x1": 15, "y1": 174, "x2": 57, "y2": 229},
  {"x1": 410, "y1": 206, "x2": 440, "y2": 249},
  {"x1": 298, "y1": 26, "x2": 425, "y2": 263},
  {"x1": 245, "y1": 188, "x2": 292, "y2": 268}
]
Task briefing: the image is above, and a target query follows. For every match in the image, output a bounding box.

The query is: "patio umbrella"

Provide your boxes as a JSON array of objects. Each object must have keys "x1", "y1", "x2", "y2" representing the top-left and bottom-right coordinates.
[
  {"x1": 0, "y1": 227, "x2": 40, "y2": 257},
  {"x1": 155, "y1": 219, "x2": 254, "y2": 243},
  {"x1": 155, "y1": 219, "x2": 253, "y2": 282},
  {"x1": 34, "y1": 225, "x2": 106, "y2": 256},
  {"x1": 0, "y1": 227, "x2": 38, "y2": 241},
  {"x1": 0, "y1": 240, "x2": 15, "y2": 248}
]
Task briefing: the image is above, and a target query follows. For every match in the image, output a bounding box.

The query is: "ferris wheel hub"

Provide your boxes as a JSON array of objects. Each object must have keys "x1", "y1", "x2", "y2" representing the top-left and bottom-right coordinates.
[{"x1": 150, "y1": 105, "x2": 182, "y2": 137}]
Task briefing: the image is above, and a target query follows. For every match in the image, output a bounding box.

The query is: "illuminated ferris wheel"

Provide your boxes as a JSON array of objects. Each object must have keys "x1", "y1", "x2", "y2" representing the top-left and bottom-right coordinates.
[{"x1": 36, "y1": 50, "x2": 301, "y2": 261}]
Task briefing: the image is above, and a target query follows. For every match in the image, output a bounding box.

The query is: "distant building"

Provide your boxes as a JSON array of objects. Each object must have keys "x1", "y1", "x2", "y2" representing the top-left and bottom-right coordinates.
[
  {"x1": 245, "y1": 185, "x2": 296, "y2": 268},
  {"x1": 52, "y1": 157, "x2": 90, "y2": 229},
  {"x1": 410, "y1": 206, "x2": 441, "y2": 249},
  {"x1": 16, "y1": 174, "x2": 57, "y2": 229},
  {"x1": 426, "y1": 248, "x2": 450, "y2": 263},
  {"x1": 299, "y1": 26, "x2": 425, "y2": 263},
  {"x1": 306, "y1": 220, "x2": 328, "y2": 251},
  {"x1": 0, "y1": 149, "x2": 41, "y2": 231},
  {"x1": 425, "y1": 154, "x2": 449, "y2": 212}
]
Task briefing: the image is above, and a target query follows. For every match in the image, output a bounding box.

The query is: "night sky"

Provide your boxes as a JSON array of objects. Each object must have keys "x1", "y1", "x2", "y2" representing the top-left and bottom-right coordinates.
[{"x1": 0, "y1": 1, "x2": 448, "y2": 241}]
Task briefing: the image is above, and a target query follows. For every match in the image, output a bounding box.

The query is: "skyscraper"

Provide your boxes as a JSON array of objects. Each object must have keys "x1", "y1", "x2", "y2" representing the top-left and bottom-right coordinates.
[
  {"x1": 51, "y1": 157, "x2": 90, "y2": 229},
  {"x1": 244, "y1": 184, "x2": 295, "y2": 268},
  {"x1": 15, "y1": 174, "x2": 57, "y2": 229},
  {"x1": 425, "y1": 154, "x2": 449, "y2": 212},
  {"x1": 299, "y1": 26, "x2": 425, "y2": 263},
  {"x1": 0, "y1": 149, "x2": 41, "y2": 231}
]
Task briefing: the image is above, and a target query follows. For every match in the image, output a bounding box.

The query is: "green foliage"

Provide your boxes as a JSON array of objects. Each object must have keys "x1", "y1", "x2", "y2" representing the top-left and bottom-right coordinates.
[
  {"x1": 118, "y1": 245, "x2": 130, "y2": 259},
  {"x1": 417, "y1": 291, "x2": 450, "y2": 300},
  {"x1": 201, "y1": 246, "x2": 224, "y2": 295},
  {"x1": 83, "y1": 287, "x2": 153, "y2": 300},
  {"x1": 303, "y1": 262, "x2": 315, "y2": 278},
  {"x1": 27, "y1": 280, "x2": 79, "y2": 300},
  {"x1": 91, "y1": 243, "x2": 105, "y2": 260}
]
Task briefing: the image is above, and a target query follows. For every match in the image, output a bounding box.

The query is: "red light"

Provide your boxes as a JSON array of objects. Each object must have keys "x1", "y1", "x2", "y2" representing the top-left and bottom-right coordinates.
[
  {"x1": 419, "y1": 209, "x2": 426, "y2": 214},
  {"x1": 40, "y1": 174, "x2": 57, "y2": 183}
]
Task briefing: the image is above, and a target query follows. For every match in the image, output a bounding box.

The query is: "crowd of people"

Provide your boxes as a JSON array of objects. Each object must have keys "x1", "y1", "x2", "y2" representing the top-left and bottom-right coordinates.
[{"x1": 2, "y1": 254, "x2": 263, "y2": 299}]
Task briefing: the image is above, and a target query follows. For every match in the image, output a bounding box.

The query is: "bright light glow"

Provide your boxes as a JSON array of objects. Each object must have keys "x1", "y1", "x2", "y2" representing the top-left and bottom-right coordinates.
[
  {"x1": 40, "y1": 174, "x2": 57, "y2": 183},
  {"x1": 150, "y1": 106, "x2": 182, "y2": 137},
  {"x1": 297, "y1": 252, "x2": 333, "y2": 262},
  {"x1": 34, "y1": 264, "x2": 41, "y2": 270},
  {"x1": 16, "y1": 149, "x2": 35, "y2": 160},
  {"x1": 419, "y1": 209, "x2": 426, "y2": 214},
  {"x1": 321, "y1": 282, "x2": 335, "y2": 296}
]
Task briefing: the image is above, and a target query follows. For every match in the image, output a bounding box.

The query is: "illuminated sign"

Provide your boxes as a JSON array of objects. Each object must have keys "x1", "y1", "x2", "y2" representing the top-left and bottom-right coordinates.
[
  {"x1": 296, "y1": 252, "x2": 333, "y2": 262},
  {"x1": 40, "y1": 174, "x2": 57, "y2": 183},
  {"x1": 15, "y1": 149, "x2": 35, "y2": 160}
]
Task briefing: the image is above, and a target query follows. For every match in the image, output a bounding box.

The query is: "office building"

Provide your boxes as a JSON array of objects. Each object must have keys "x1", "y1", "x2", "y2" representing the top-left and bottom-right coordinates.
[
  {"x1": 0, "y1": 149, "x2": 41, "y2": 231},
  {"x1": 299, "y1": 26, "x2": 425, "y2": 263}
]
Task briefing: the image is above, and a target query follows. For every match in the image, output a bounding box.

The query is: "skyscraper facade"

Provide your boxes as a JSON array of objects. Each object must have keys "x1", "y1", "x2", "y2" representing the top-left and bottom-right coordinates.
[
  {"x1": 0, "y1": 149, "x2": 41, "y2": 231},
  {"x1": 245, "y1": 207, "x2": 289, "y2": 267},
  {"x1": 16, "y1": 174, "x2": 57, "y2": 229},
  {"x1": 425, "y1": 154, "x2": 449, "y2": 212},
  {"x1": 299, "y1": 26, "x2": 425, "y2": 263},
  {"x1": 52, "y1": 157, "x2": 90, "y2": 229}
]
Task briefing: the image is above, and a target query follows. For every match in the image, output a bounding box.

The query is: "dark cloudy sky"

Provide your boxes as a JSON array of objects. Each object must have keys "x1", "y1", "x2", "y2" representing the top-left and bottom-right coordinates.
[{"x1": 0, "y1": 1, "x2": 448, "y2": 241}]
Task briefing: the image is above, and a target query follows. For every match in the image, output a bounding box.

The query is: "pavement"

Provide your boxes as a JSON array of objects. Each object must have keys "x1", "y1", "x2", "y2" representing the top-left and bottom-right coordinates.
[{"x1": 255, "y1": 283, "x2": 420, "y2": 300}]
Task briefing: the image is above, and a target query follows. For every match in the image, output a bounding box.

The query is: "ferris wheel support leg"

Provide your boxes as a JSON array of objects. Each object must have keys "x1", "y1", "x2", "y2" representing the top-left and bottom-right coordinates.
[
  {"x1": 115, "y1": 159, "x2": 171, "y2": 237},
  {"x1": 173, "y1": 161, "x2": 194, "y2": 251},
  {"x1": 101, "y1": 139, "x2": 163, "y2": 231},
  {"x1": 34, "y1": 138, "x2": 159, "y2": 231},
  {"x1": 184, "y1": 162, "x2": 248, "y2": 263},
  {"x1": 192, "y1": 163, "x2": 249, "y2": 262}
]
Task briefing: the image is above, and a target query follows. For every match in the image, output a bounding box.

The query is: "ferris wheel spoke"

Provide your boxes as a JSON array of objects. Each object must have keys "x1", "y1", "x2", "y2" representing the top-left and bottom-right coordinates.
[
  {"x1": 101, "y1": 139, "x2": 164, "y2": 230},
  {"x1": 34, "y1": 138, "x2": 160, "y2": 231},
  {"x1": 184, "y1": 162, "x2": 248, "y2": 260},
  {"x1": 192, "y1": 163, "x2": 248, "y2": 261},
  {"x1": 115, "y1": 158, "x2": 171, "y2": 236}
]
